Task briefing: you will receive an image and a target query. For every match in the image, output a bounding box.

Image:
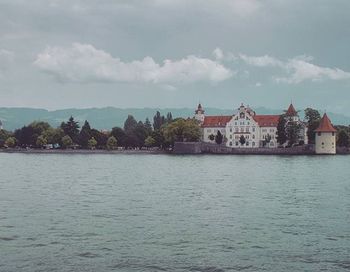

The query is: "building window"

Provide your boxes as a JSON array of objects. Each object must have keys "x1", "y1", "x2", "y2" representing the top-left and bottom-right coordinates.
[
  {"x1": 252, "y1": 142, "x2": 255, "y2": 146},
  {"x1": 230, "y1": 135, "x2": 232, "y2": 139},
  {"x1": 235, "y1": 127, "x2": 239, "y2": 132},
  {"x1": 236, "y1": 142, "x2": 239, "y2": 146},
  {"x1": 240, "y1": 127, "x2": 244, "y2": 132},
  {"x1": 246, "y1": 127, "x2": 249, "y2": 132},
  {"x1": 246, "y1": 142, "x2": 249, "y2": 146},
  {"x1": 332, "y1": 132, "x2": 335, "y2": 136},
  {"x1": 252, "y1": 135, "x2": 255, "y2": 139},
  {"x1": 230, "y1": 141, "x2": 232, "y2": 146},
  {"x1": 318, "y1": 132, "x2": 321, "y2": 136},
  {"x1": 230, "y1": 128, "x2": 232, "y2": 132},
  {"x1": 252, "y1": 127, "x2": 255, "y2": 132}
]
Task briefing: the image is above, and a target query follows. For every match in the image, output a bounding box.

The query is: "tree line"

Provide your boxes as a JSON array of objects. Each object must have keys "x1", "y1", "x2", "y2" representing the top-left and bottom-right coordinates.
[{"x1": 0, "y1": 111, "x2": 201, "y2": 150}]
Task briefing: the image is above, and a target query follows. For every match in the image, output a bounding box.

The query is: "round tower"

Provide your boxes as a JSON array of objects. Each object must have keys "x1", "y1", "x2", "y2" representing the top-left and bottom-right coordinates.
[
  {"x1": 194, "y1": 103, "x2": 205, "y2": 123},
  {"x1": 315, "y1": 113, "x2": 337, "y2": 154}
]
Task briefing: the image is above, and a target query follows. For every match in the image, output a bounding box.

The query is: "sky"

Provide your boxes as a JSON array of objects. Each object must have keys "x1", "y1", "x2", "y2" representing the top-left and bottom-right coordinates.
[{"x1": 1, "y1": 0, "x2": 350, "y2": 114}]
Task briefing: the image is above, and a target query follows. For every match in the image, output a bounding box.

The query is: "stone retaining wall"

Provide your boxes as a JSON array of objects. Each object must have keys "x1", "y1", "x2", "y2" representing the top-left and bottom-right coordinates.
[{"x1": 173, "y1": 142, "x2": 316, "y2": 155}]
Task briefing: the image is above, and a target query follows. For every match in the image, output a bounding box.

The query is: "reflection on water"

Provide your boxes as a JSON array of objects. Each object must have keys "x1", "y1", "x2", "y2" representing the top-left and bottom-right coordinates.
[{"x1": 0, "y1": 154, "x2": 350, "y2": 271}]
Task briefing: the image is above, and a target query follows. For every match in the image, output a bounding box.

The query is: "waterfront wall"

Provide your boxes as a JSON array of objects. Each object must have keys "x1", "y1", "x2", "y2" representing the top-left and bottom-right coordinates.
[{"x1": 173, "y1": 142, "x2": 316, "y2": 155}]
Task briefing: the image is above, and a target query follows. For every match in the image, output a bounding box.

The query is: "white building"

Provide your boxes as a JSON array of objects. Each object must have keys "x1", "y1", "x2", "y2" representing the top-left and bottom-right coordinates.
[
  {"x1": 315, "y1": 113, "x2": 337, "y2": 154},
  {"x1": 194, "y1": 103, "x2": 307, "y2": 148}
]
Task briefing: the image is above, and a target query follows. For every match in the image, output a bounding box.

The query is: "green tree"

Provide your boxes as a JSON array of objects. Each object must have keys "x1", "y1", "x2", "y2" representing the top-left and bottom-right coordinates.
[
  {"x1": 286, "y1": 122, "x2": 302, "y2": 146},
  {"x1": 276, "y1": 114, "x2": 287, "y2": 145},
  {"x1": 0, "y1": 130, "x2": 12, "y2": 147},
  {"x1": 304, "y1": 108, "x2": 321, "y2": 144},
  {"x1": 215, "y1": 130, "x2": 223, "y2": 145},
  {"x1": 61, "y1": 116, "x2": 80, "y2": 142},
  {"x1": 124, "y1": 115, "x2": 138, "y2": 133},
  {"x1": 61, "y1": 135, "x2": 73, "y2": 149},
  {"x1": 239, "y1": 135, "x2": 246, "y2": 146},
  {"x1": 30, "y1": 121, "x2": 51, "y2": 134},
  {"x1": 153, "y1": 111, "x2": 166, "y2": 130},
  {"x1": 111, "y1": 127, "x2": 127, "y2": 147},
  {"x1": 264, "y1": 134, "x2": 272, "y2": 147},
  {"x1": 163, "y1": 118, "x2": 201, "y2": 145},
  {"x1": 5, "y1": 137, "x2": 16, "y2": 148},
  {"x1": 151, "y1": 129, "x2": 165, "y2": 148},
  {"x1": 144, "y1": 136, "x2": 156, "y2": 148},
  {"x1": 14, "y1": 125, "x2": 36, "y2": 147},
  {"x1": 144, "y1": 118, "x2": 153, "y2": 136},
  {"x1": 134, "y1": 121, "x2": 148, "y2": 148},
  {"x1": 166, "y1": 112, "x2": 173, "y2": 123},
  {"x1": 337, "y1": 130, "x2": 349, "y2": 147},
  {"x1": 107, "y1": 136, "x2": 118, "y2": 150},
  {"x1": 79, "y1": 120, "x2": 92, "y2": 148},
  {"x1": 90, "y1": 129, "x2": 108, "y2": 149},
  {"x1": 36, "y1": 135, "x2": 47, "y2": 148},
  {"x1": 43, "y1": 128, "x2": 64, "y2": 144},
  {"x1": 88, "y1": 137, "x2": 97, "y2": 150}
]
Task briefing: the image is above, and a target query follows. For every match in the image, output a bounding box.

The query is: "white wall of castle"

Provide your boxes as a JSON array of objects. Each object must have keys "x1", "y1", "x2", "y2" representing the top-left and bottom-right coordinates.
[
  {"x1": 315, "y1": 132, "x2": 336, "y2": 154},
  {"x1": 197, "y1": 104, "x2": 308, "y2": 149}
]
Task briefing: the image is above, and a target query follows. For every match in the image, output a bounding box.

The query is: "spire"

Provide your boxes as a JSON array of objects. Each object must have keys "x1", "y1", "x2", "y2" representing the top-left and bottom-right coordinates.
[
  {"x1": 315, "y1": 113, "x2": 337, "y2": 133},
  {"x1": 195, "y1": 103, "x2": 204, "y2": 114},
  {"x1": 286, "y1": 103, "x2": 297, "y2": 116}
]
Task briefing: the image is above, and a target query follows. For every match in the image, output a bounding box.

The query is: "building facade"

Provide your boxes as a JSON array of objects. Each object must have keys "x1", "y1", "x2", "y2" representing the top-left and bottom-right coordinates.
[{"x1": 194, "y1": 103, "x2": 308, "y2": 148}]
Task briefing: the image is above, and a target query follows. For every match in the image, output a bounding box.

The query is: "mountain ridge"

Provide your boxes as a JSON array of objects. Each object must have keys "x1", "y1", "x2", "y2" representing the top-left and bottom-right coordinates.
[{"x1": 0, "y1": 107, "x2": 349, "y2": 131}]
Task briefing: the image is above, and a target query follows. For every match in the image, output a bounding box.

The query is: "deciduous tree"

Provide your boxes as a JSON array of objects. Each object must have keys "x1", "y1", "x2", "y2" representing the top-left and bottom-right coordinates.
[{"x1": 304, "y1": 108, "x2": 321, "y2": 144}]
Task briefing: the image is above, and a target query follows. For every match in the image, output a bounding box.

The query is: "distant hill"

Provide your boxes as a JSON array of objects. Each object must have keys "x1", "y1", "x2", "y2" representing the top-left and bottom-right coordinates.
[{"x1": 0, "y1": 107, "x2": 349, "y2": 131}]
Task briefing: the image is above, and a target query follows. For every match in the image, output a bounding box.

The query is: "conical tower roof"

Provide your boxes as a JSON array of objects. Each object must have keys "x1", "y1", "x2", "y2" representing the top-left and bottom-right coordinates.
[
  {"x1": 315, "y1": 113, "x2": 337, "y2": 133},
  {"x1": 286, "y1": 103, "x2": 297, "y2": 116}
]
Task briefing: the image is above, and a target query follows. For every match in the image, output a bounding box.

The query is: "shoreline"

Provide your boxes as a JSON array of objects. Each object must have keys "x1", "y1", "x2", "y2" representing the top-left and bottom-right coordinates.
[
  {"x1": 0, "y1": 148, "x2": 169, "y2": 155},
  {"x1": 1, "y1": 148, "x2": 349, "y2": 156}
]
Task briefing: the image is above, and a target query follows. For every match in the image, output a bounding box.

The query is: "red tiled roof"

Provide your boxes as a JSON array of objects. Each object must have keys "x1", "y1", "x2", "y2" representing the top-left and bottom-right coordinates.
[
  {"x1": 286, "y1": 103, "x2": 297, "y2": 116},
  {"x1": 315, "y1": 113, "x2": 337, "y2": 133},
  {"x1": 202, "y1": 116, "x2": 232, "y2": 127},
  {"x1": 253, "y1": 115, "x2": 280, "y2": 127}
]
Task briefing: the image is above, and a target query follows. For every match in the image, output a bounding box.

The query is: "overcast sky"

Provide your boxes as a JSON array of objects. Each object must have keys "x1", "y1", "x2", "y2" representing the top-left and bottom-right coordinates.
[{"x1": 1, "y1": 0, "x2": 350, "y2": 114}]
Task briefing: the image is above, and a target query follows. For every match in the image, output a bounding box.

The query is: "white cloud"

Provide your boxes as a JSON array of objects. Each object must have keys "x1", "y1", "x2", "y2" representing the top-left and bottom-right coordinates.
[
  {"x1": 213, "y1": 48, "x2": 224, "y2": 61},
  {"x1": 239, "y1": 54, "x2": 283, "y2": 67},
  {"x1": 238, "y1": 52, "x2": 350, "y2": 84},
  {"x1": 277, "y1": 58, "x2": 350, "y2": 84},
  {"x1": 34, "y1": 43, "x2": 233, "y2": 84}
]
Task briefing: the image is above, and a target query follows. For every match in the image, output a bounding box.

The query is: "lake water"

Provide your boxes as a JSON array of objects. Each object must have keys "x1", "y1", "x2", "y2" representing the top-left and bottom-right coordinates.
[{"x1": 1, "y1": 153, "x2": 350, "y2": 272}]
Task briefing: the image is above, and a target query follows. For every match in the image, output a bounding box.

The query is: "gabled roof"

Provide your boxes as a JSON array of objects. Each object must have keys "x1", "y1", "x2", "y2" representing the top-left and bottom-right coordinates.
[
  {"x1": 202, "y1": 116, "x2": 231, "y2": 127},
  {"x1": 286, "y1": 103, "x2": 297, "y2": 116},
  {"x1": 315, "y1": 113, "x2": 337, "y2": 133},
  {"x1": 253, "y1": 115, "x2": 280, "y2": 127}
]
